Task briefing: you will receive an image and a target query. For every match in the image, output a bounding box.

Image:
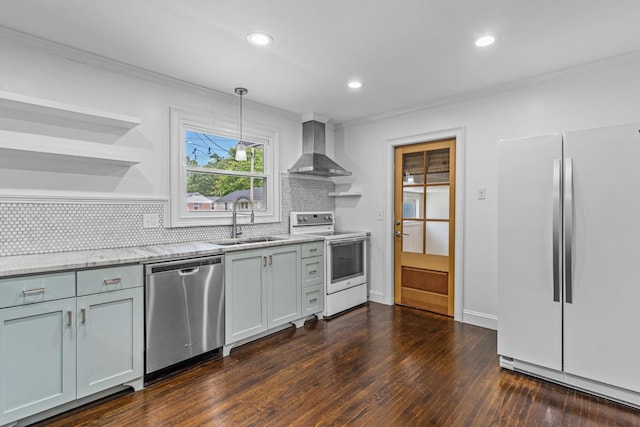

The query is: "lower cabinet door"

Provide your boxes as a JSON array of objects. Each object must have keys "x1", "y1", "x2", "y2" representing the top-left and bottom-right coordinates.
[
  {"x1": 268, "y1": 245, "x2": 301, "y2": 328},
  {"x1": 76, "y1": 287, "x2": 143, "y2": 398},
  {"x1": 0, "y1": 298, "x2": 76, "y2": 425},
  {"x1": 225, "y1": 249, "x2": 268, "y2": 344}
]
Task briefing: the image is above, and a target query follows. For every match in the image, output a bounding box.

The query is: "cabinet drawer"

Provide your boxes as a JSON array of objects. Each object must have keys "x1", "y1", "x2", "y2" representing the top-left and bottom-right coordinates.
[
  {"x1": 302, "y1": 257, "x2": 323, "y2": 288},
  {"x1": 302, "y1": 285, "x2": 324, "y2": 316},
  {"x1": 77, "y1": 264, "x2": 142, "y2": 296},
  {"x1": 0, "y1": 272, "x2": 75, "y2": 308},
  {"x1": 301, "y1": 241, "x2": 324, "y2": 258}
]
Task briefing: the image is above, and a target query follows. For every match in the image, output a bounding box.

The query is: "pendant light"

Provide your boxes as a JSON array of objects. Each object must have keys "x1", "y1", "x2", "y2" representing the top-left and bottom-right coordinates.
[{"x1": 235, "y1": 87, "x2": 248, "y2": 161}]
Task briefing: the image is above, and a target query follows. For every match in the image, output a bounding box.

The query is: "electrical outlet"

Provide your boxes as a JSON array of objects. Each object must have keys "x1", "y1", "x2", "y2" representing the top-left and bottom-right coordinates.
[
  {"x1": 376, "y1": 209, "x2": 384, "y2": 221},
  {"x1": 477, "y1": 187, "x2": 487, "y2": 200},
  {"x1": 143, "y1": 213, "x2": 160, "y2": 228}
]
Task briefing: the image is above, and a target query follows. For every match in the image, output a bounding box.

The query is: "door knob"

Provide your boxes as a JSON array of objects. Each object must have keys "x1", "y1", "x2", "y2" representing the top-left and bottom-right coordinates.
[{"x1": 395, "y1": 231, "x2": 409, "y2": 237}]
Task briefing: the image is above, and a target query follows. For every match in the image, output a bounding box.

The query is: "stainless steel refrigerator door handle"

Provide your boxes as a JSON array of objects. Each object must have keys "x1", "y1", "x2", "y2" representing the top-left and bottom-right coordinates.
[
  {"x1": 564, "y1": 157, "x2": 574, "y2": 304},
  {"x1": 552, "y1": 159, "x2": 561, "y2": 302}
]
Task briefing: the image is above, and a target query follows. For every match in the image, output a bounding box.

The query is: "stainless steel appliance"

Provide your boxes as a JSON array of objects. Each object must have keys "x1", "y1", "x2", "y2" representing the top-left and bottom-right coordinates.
[
  {"x1": 144, "y1": 256, "x2": 224, "y2": 376},
  {"x1": 290, "y1": 211, "x2": 369, "y2": 316}
]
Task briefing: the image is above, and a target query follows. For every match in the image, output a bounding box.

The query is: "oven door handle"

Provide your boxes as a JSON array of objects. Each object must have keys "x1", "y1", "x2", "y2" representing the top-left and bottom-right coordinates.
[{"x1": 327, "y1": 236, "x2": 369, "y2": 246}]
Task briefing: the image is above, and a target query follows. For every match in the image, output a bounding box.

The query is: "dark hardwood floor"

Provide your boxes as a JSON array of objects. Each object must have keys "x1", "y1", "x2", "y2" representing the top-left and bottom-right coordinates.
[{"x1": 36, "y1": 303, "x2": 639, "y2": 426}]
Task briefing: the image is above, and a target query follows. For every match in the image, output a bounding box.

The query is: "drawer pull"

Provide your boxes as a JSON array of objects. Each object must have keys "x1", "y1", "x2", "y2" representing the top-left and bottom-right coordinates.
[
  {"x1": 81, "y1": 307, "x2": 86, "y2": 324},
  {"x1": 103, "y1": 277, "x2": 122, "y2": 285},
  {"x1": 309, "y1": 298, "x2": 318, "y2": 303},
  {"x1": 22, "y1": 287, "x2": 45, "y2": 296},
  {"x1": 67, "y1": 310, "x2": 72, "y2": 327},
  {"x1": 309, "y1": 270, "x2": 317, "y2": 275},
  {"x1": 310, "y1": 248, "x2": 318, "y2": 252}
]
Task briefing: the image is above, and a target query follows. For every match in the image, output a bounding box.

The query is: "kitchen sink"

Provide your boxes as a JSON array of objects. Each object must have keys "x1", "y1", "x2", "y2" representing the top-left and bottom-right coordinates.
[{"x1": 214, "y1": 236, "x2": 288, "y2": 246}]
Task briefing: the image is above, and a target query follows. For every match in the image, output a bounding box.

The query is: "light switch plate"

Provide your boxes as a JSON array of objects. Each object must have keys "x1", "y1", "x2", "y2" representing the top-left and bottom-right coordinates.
[
  {"x1": 477, "y1": 187, "x2": 487, "y2": 200},
  {"x1": 376, "y1": 209, "x2": 384, "y2": 221}
]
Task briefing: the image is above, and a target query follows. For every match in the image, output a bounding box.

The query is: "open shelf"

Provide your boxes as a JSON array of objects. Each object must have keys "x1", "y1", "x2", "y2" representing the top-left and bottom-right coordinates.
[
  {"x1": 0, "y1": 130, "x2": 140, "y2": 168},
  {"x1": 328, "y1": 191, "x2": 362, "y2": 197},
  {"x1": 0, "y1": 91, "x2": 141, "y2": 133}
]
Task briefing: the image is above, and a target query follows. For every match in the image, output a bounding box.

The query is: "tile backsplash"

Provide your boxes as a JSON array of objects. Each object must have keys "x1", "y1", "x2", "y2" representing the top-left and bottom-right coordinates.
[{"x1": 0, "y1": 175, "x2": 334, "y2": 257}]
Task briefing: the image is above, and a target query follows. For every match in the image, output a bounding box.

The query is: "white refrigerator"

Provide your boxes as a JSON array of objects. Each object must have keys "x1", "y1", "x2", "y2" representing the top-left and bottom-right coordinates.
[{"x1": 497, "y1": 122, "x2": 640, "y2": 407}]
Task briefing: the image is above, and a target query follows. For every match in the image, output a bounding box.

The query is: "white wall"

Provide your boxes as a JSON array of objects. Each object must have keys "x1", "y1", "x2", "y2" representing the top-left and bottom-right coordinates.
[
  {"x1": 334, "y1": 52, "x2": 640, "y2": 328},
  {"x1": 0, "y1": 34, "x2": 304, "y2": 200}
]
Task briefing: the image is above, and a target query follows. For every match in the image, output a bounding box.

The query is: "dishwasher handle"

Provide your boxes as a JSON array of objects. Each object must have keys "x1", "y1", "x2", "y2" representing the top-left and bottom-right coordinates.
[
  {"x1": 178, "y1": 267, "x2": 199, "y2": 276},
  {"x1": 146, "y1": 256, "x2": 223, "y2": 275}
]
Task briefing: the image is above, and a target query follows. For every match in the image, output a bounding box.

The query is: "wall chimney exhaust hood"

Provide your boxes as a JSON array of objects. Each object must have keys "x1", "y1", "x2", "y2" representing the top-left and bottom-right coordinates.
[{"x1": 288, "y1": 120, "x2": 352, "y2": 177}]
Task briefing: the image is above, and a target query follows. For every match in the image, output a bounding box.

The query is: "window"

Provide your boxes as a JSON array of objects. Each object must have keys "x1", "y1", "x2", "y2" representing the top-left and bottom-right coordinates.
[{"x1": 170, "y1": 107, "x2": 280, "y2": 227}]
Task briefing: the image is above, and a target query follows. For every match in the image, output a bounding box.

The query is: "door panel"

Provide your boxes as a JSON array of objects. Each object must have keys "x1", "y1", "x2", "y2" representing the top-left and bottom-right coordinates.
[
  {"x1": 497, "y1": 134, "x2": 563, "y2": 371},
  {"x1": 394, "y1": 139, "x2": 455, "y2": 316},
  {"x1": 563, "y1": 123, "x2": 640, "y2": 392},
  {"x1": 77, "y1": 288, "x2": 143, "y2": 398},
  {"x1": 0, "y1": 299, "x2": 76, "y2": 425}
]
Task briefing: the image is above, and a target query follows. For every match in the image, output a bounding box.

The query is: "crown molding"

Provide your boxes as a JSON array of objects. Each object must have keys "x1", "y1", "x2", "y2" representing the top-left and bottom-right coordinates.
[
  {"x1": 0, "y1": 25, "x2": 301, "y2": 122},
  {"x1": 337, "y1": 48, "x2": 640, "y2": 130}
]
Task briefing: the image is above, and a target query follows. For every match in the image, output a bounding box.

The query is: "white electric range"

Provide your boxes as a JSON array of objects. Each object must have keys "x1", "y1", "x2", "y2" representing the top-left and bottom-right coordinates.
[{"x1": 290, "y1": 211, "x2": 369, "y2": 317}]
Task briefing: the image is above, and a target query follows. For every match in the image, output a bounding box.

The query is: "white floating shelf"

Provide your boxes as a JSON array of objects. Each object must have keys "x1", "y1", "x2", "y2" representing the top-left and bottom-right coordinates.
[
  {"x1": 0, "y1": 130, "x2": 140, "y2": 167},
  {"x1": 0, "y1": 90, "x2": 141, "y2": 132},
  {"x1": 328, "y1": 191, "x2": 362, "y2": 197}
]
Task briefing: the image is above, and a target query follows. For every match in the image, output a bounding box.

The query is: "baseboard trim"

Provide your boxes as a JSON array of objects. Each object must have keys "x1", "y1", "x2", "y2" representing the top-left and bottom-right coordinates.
[
  {"x1": 463, "y1": 309, "x2": 497, "y2": 330},
  {"x1": 368, "y1": 290, "x2": 388, "y2": 305}
]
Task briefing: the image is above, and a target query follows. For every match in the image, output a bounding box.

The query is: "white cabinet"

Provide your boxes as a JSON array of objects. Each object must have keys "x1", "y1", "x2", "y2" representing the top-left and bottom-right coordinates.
[
  {"x1": 301, "y1": 242, "x2": 324, "y2": 317},
  {"x1": 76, "y1": 287, "x2": 143, "y2": 398},
  {"x1": 0, "y1": 298, "x2": 76, "y2": 425},
  {"x1": 225, "y1": 244, "x2": 301, "y2": 346},
  {"x1": 225, "y1": 248, "x2": 268, "y2": 344},
  {"x1": 0, "y1": 265, "x2": 144, "y2": 426}
]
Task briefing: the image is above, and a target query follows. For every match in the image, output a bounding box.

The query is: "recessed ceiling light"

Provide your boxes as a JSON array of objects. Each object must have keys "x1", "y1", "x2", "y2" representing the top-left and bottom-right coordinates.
[
  {"x1": 475, "y1": 35, "x2": 495, "y2": 47},
  {"x1": 247, "y1": 32, "x2": 273, "y2": 46},
  {"x1": 348, "y1": 81, "x2": 363, "y2": 89}
]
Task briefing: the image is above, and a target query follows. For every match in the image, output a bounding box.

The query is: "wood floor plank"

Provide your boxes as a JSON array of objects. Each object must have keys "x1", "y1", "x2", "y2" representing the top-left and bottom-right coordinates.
[{"x1": 34, "y1": 303, "x2": 640, "y2": 426}]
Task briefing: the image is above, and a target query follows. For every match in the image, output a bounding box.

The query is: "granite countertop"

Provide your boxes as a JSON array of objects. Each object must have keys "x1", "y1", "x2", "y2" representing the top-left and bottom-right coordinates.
[{"x1": 0, "y1": 234, "x2": 324, "y2": 278}]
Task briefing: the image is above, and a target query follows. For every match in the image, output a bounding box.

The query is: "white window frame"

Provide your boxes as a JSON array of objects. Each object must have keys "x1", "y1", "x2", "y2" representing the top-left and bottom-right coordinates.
[{"x1": 170, "y1": 107, "x2": 280, "y2": 227}]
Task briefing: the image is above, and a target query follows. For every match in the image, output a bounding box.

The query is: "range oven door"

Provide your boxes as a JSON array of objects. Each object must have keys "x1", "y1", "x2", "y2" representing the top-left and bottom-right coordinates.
[{"x1": 326, "y1": 236, "x2": 368, "y2": 294}]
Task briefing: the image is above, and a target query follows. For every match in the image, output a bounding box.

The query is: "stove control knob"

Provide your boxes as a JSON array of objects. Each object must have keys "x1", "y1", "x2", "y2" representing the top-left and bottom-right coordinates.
[
  {"x1": 301, "y1": 216, "x2": 307, "y2": 222},
  {"x1": 324, "y1": 215, "x2": 332, "y2": 221}
]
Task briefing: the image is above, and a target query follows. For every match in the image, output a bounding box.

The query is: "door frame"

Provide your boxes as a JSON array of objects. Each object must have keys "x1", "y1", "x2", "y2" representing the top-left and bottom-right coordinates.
[{"x1": 384, "y1": 127, "x2": 465, "y2": 321}]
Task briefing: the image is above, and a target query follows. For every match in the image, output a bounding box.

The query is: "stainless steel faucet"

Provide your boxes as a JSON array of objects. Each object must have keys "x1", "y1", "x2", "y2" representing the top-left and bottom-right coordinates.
[{"x1": 232, "y1": 195, "x2": 255, "y2": 238}]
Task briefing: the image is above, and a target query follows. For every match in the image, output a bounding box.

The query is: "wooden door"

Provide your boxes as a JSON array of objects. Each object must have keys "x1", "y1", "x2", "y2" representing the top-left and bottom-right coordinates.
[{"x1": 394, "y1": 139, "x2": 456, "y2": 316}]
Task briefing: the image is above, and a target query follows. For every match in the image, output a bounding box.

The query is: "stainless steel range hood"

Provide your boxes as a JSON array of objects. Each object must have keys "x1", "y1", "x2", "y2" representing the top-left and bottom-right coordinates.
[{"x1": 288, "y1": 120, "x2": 352, "y2": 177}]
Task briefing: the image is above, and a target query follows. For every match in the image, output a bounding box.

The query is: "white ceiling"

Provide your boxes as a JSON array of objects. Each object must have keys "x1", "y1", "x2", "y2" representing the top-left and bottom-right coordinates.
[{"x1": 1, "y1": 0, "x2": 640, "y2": 124}]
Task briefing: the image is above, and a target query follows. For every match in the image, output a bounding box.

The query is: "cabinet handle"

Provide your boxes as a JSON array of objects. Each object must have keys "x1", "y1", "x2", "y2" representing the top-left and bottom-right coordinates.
[
  {"x1": 81, "y1": 307, "x2": 86, "y2": 324},
  {"x1": 103, "y1": 277, "x2": 122, "y2": 285},
  {"x1": 309, "y1": 270, "x2": 317, "y2": 275},
  {"x1": 263, "y1": 256, "x2": 267, "y2": 267},
  {"x1": 310, "y1": 248, "x2": 317, "y2": 252},
  {"x1": 309, "y1": 298, "x2": 318, "y2": 303},
  {"x1": 22, "y1": 287, "x2": 45, "y2": 296},
  {"x1": 269, "y1": 255, "x2": 272, "y2": 265},
  {"x1": 67, "y1": 310, "x2": 72, "y2": 327}
]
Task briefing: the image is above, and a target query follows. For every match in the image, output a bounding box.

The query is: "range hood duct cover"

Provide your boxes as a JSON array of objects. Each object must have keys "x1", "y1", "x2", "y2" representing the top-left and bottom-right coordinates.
[{"x1": 288, "y1": 120, "x2": 352, "y2": 177}]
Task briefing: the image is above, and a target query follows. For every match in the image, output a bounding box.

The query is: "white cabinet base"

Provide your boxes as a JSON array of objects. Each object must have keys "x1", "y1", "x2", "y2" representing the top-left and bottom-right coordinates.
[{"x1": 500, "y1": 356, "x2": 640, "y2": 409}]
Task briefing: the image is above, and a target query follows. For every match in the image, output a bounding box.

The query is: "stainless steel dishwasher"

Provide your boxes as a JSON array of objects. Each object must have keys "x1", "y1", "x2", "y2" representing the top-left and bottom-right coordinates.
[{"x1": 144, "y1": 255, "x2": 224, "y2": 376}]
